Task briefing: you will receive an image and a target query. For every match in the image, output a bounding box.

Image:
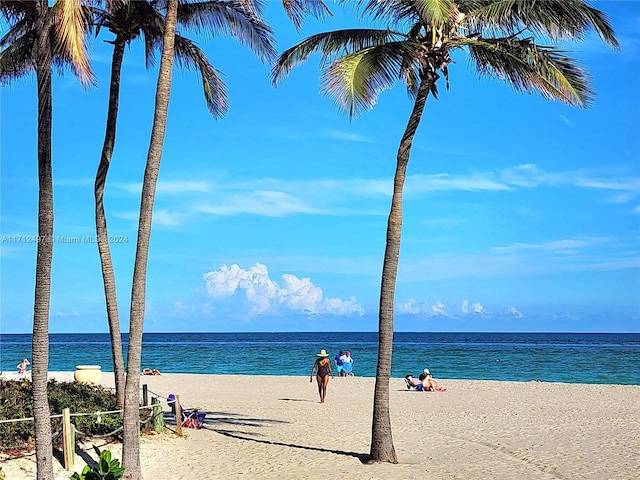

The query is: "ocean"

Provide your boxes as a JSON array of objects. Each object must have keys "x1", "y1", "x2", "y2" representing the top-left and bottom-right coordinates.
[{"x1": 1, "y1": 332, "x2": 638, "y2": 385}]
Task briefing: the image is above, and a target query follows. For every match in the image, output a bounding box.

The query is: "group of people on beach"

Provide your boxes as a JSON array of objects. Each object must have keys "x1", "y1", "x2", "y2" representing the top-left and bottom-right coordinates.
[
  {"x1": 310, "y1": 349, "x2": 445, "y2": 402},
  {"x1": 334, "y1": 350, "x2": 354, "y2": 376},
  {"x1": 309, "y1": 349, "x2": 356, "y2": 402}
]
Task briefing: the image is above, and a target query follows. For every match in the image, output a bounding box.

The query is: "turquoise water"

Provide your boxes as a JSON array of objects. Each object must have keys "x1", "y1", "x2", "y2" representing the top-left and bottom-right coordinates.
[{"x1": 1, "y1": 332, "x2": 638, "y2": 385}]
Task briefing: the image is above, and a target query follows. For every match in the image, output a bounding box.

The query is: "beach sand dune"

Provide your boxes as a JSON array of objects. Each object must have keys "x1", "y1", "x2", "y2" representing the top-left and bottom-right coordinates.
[{"x1": 1, "y1": 373, "x2": 638, "y2": 479}]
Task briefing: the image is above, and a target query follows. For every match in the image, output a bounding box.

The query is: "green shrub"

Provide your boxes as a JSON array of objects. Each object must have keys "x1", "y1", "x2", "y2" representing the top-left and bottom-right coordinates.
[
  {"x1": 70, "y1": 450, "x2": 124, "y2": 480},
  {"x1": 0, "y1": 379, "x2": 121, "y2": 450}
]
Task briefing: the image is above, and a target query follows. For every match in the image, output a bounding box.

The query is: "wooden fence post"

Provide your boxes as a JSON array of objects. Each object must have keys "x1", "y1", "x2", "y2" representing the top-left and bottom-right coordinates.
[
  {"x1": 142, "y1": 384, "x2": 148, "y2": 407},
  {"x1": 152, "y1": 397, "x2": 164, "y2": 433},
  {"x1": 175, "y1": 395, "x2": 183, "y2": 437},
  {"x1": 62, "y1": 408, "x2": 74, "y2": 470}
]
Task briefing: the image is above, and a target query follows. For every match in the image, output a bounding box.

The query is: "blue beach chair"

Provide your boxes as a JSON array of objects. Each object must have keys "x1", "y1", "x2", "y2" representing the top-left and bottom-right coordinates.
[{"x1": 167, "y1": 393, "x2": 206, "y2": 429}]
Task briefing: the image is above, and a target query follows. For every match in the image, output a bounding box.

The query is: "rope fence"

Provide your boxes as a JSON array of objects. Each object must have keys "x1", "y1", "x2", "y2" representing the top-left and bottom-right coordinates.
[{"x1": 0, "y1": 384, "x2": 182, "y2": 470}]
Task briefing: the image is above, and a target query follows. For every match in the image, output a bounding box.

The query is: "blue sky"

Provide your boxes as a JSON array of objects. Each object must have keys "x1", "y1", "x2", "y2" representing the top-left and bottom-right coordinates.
[{"x1": 1, "y1": 1, "x2": 639, "y2": 334}]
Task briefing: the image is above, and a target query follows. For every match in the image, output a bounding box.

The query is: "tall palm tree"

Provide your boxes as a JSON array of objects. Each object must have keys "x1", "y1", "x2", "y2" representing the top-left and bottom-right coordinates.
[
  {"x1": 0, "y1": 1, "x2": 93, "y2": 478},
  {"x1": 92, "y1": 0, "x2": 276, "y2": 409},
  {"x1": 124, "y1": 15, "x2": 170, "y2": 480},
  {"x1": 272, "y1": 0, "x2": 618, "y2": 463},
  {"x1": 117, "y1": 1, "x2": 275, "y2": 477},
  {"x1": 122, "y1": 3, "x2": 178, "y2": 477}
]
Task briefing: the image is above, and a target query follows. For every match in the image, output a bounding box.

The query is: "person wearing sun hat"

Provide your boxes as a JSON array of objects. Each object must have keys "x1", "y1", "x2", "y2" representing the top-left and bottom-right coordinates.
[
  {"x1": 419, "y1": 368, "x2": 446, "y2": 391},
  {"x1": 310, "y1": 349, "x2": 333, "y2": 403}
]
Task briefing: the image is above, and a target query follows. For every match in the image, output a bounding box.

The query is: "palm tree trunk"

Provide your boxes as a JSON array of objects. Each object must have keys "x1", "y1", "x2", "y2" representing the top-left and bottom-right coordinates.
[
  {"x1": 121, "y1": 1, "x2": 178, "y2": 478},
  {"x1": 95, "y1": 36, "x2": 126, "y2": 408},
  {"x1": 369, "y1": 74, "x2": 433, "y2": 463},
  {"x1": 33, "y1": 1, "x2": 54, "y2": 478}
]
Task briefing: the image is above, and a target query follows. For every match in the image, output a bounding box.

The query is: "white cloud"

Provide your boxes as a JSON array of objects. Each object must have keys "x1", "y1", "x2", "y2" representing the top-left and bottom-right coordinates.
[
  {"x1": 113, "y1": 209, "x2": 184, "y2": 226},
  {"x1": 558, "y1": 114, "x2": 575, "y2": 126},
  {"x1": 492, "y1": 239, "x2": 592, "y2": 255},
  {"x1": 507, "y1": 307, "x2": 524, "y2": 318},
  {"x1": 461, "y1": 300, "x2": 487, "y2": 315},
  {"x1": 116, "y1": 180, "x2": 211, "y2": 195},
  {"x1": 153, "y1": 209, "x2": 183, "y2": 226},
  {"x1": 197, "y1": 190, "x2": 326, "y2": 217},
  {"x1": 202, "y1": 263, "x2": 364, "y2": 316},
  {"x1": 405, "y1": 173, "x2": 510, "y2": 194},
  {"x1": 105, "y1": 163, "x2": 639, "y2": 224},
  {"x1": 574, "y1": 176, "x2": 640, "y2": 191},
  {"x1": 324, "y1": 130, "x2": 376, "y2": 143},
  {"x1": 396, "y1": 299, "x2": 450, "y2": 316},
  {"x1": 431, "y1": 301, "x2": 447, "y2": 315},
  {"x1": 397, "y1": 299, "x2": 421, "y2": 315}
]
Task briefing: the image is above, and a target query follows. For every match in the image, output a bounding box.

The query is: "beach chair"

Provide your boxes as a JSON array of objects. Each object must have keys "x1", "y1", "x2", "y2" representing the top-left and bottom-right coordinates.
[
  {"x1": 404, "y1": 375, "x2": 421, "y2": 390},
  {"x1": 167, "y1": 393, "x2": 206, "y2": 429}
]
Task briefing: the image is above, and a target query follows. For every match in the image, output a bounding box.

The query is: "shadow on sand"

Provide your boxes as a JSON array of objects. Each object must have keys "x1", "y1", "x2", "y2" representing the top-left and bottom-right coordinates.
[
  {"x1": 211, "y1": 428, "x2": 370, "y2": 464},
  {"x1": 162, "y1": 409, "x2": 371, "y2": 464}
]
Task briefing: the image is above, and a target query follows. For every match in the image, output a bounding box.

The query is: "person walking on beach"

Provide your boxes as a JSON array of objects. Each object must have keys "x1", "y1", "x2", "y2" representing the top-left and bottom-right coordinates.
[{"x1": 310, "y1": 349, "x2": 333, "y2": 403}]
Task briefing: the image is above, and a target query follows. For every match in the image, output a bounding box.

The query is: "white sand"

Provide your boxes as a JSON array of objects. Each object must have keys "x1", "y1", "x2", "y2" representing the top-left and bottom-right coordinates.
[{"x1": 1, "y1": 372, "x2": 639, "y2": 479}]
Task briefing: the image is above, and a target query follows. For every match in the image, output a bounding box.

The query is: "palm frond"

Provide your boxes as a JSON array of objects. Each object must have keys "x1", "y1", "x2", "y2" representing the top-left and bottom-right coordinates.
[
  {"x1": 0, "y1": 1, "x2": 36, "y2": 23},
  {"x1": 173, "y1": 34, "x2": 229, "y2": 118},
  {"x1": 413, "y1": 0, "x2": 457, "y2": 25},
  {"x1": 282, "y1": 0, "x2": 332, "y2": 31},
  {"x1": 465, "y1": 36, "x2": 592, "y2": 107},
  {"x1": 272, "y1": 28, "x2": 403, "y2": 85},
  {"x1": 176, "y1": 0, "x2": 277, "y2": 63},
  {"x1": 355, "y1": 0, "x2": 457, "y2": 27},
  {"x1": 465, "y1": 0, "x2": 619, "y2": 48},
  {"x1": 141, "y1": 28, "x2": 163, "y2": 70},
  {"x1": 137, "y1": 5, "x2": 166, "y2": 69},
  {"x1": 232, "y1": 0, "x2": 267, "y2": 16},
  {"x1": 52, "y1": 0, "x2": 95, "y2": 86},
  {"x1": 0, "y1": 16, "x2": 34, "y2": 49},
  {"x1": 320, "y1": 40, "x2": 422, "y2": 118},
  {"x1": 0, "y1": 29, "x2": 35, "y2": 84}
]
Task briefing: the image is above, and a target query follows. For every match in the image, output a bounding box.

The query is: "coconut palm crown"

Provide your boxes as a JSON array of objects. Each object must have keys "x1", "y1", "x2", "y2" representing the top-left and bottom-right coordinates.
[
  {"x1": 0, "y1": 0, "x2": 94, "y2": 86},
  {"x1": 273, "y1": 0, "x2": 619, "y2": 116},
  {"x1": 95, "y1": 0, "x2": 276, "y2": 117},
  {"x1": 272, "y1": 0, "x2": 618, "y2": 464}
]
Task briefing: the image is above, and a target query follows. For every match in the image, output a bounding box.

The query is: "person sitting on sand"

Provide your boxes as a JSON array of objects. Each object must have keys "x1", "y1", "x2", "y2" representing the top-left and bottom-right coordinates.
[
  {"x1": 310, "y1": 349, "x2": 333, "y2": 403},
  {"x1": 419, "y1": 369, "x2": 446, "y2": 391},
  {"x1": 17, "y1": 358, "x2": 30, "y2": 374}
]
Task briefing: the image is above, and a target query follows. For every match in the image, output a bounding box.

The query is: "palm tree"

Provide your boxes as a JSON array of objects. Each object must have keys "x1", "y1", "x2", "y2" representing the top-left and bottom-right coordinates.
[
  {"x1": 0, "y1": 1, "x2": 93, "y2": 478},
  {"x1": 92, "y1": 0, "x2": 276, "y2": 409},
  {"x1": 272, "y1": 0, "x2": 618, "y2": 463},
  {"x1": 122, "y1": 3, "x2": 178, "y2": 477},
  {"x1": 117, "y1": 1, "x2": 275, "y2": 477}
]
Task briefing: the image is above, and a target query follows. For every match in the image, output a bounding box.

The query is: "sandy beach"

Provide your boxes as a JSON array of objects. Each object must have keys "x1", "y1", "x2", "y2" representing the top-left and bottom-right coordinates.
[{"x1": 1, "y1": 372, "x2": 638, "y2": 479}]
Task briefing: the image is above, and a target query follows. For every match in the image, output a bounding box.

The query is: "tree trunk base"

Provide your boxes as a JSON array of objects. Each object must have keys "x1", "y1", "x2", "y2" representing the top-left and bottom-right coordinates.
[{"x1": 366, "y1": 458, "x2": 399, "y2": 465}]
